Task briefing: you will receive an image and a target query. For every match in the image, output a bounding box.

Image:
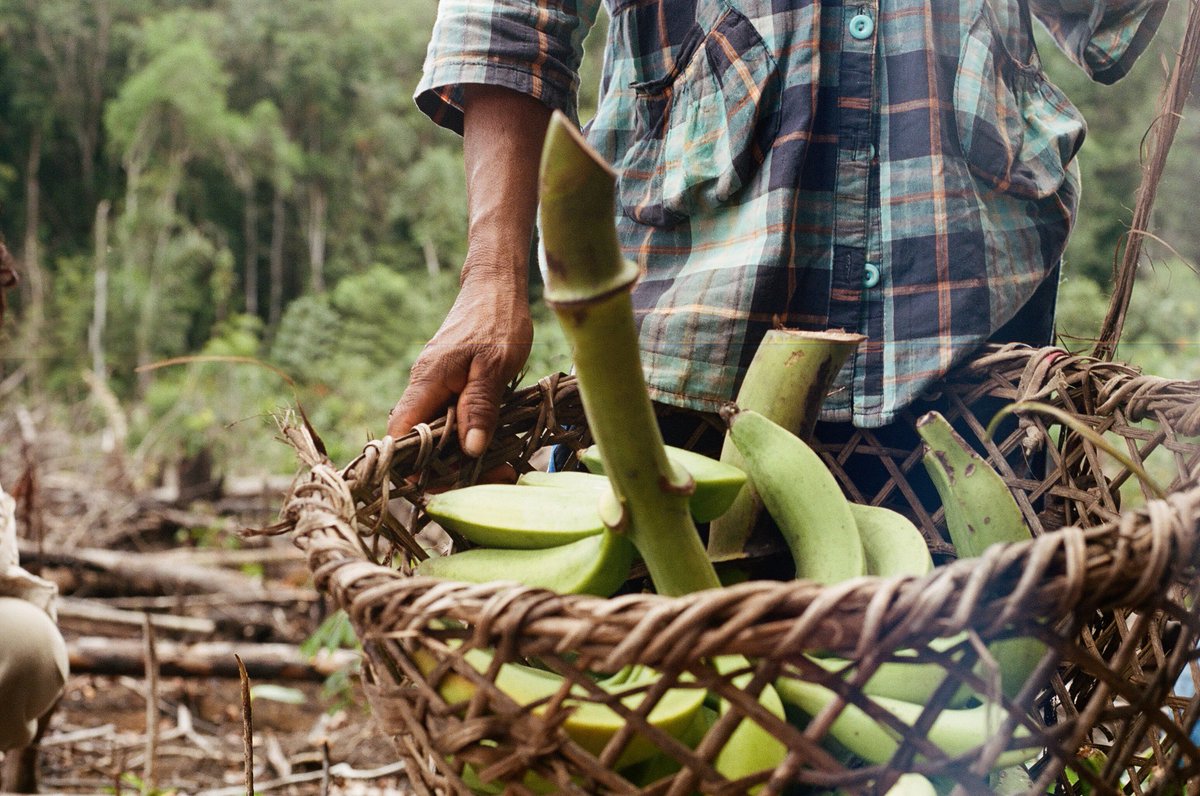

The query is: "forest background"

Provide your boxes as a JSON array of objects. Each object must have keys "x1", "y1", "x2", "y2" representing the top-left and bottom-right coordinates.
[{"x1": 0, "y1": 0, "x2": 1196, "y2": 486}]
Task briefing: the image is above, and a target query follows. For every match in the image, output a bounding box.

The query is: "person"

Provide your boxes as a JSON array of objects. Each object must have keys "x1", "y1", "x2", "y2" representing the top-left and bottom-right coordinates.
[
  {"x1": 388, "y1": 0, "x2": 1166, "y2": 463},
  {"x1": 0, "y1": 242, "x2": 68, "y2": 758}
]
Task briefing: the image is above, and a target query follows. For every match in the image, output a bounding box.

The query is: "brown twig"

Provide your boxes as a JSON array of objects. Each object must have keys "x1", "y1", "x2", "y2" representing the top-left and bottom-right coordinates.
[
  {"x1": 321, "y1": 739, "x2": 332, "y2": 796},
  {"x1": 236, "y1": 654, "x2": 253, "y2": 796},
  {"x1": 142, "y1": 613, "x2": 159, "y2": 795}
]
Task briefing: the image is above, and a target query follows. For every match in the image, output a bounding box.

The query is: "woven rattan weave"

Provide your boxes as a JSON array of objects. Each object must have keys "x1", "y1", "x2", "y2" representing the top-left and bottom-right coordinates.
[{"x1": 280, "y1": 344, "x2": 1200, "y2": 794}]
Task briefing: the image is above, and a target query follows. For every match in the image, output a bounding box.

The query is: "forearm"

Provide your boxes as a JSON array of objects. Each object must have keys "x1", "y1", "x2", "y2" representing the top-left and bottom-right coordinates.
[
  {"x1": 460, "y1": 84, "x2": 553, "y2": 289},
  {"x1": 387, "y1": 85, "x2": 546, "y2": 448}
]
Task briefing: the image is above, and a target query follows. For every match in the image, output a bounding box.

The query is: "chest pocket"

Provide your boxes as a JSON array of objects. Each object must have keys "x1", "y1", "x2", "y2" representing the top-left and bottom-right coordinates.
[
  {"x1": 953, "y1": 0, "x2": 1085, "y2": 200},
  {"x1": 616, "y1": 1, "x2": 781, "y2": 227}
]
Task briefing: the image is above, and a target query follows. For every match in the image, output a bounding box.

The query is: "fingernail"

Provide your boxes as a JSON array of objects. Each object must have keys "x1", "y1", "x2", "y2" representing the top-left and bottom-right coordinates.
[{"x1": 464, "y1": 428, "x2": 487, "y2": 457}]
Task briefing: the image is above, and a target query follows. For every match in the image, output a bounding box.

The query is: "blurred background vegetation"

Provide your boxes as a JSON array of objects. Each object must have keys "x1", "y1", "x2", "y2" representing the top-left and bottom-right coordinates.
[{"x1": 0, "y1": 0, "x2": 1195, "y2": 483}]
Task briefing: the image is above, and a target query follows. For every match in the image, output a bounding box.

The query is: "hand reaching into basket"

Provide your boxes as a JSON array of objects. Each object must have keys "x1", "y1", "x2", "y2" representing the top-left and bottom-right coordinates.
[
  {"x1": 387, "y1": 85, "x2": 551, "y2": 458},
  {"x1": 388, "y1": 267, "x2": 533, "y2": 456}
]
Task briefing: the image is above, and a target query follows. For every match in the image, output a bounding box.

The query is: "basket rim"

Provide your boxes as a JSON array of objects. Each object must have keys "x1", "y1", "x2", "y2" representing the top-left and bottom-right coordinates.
[{"x1": 279, "y1": 343, "x2": 1200, "y2": 664}]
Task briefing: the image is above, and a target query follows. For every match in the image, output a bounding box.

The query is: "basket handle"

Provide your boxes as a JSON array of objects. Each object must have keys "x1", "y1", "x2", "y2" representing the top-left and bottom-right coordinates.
[{"x1": 1093, "y1": 0, "x2": 1200, "y2": 360}]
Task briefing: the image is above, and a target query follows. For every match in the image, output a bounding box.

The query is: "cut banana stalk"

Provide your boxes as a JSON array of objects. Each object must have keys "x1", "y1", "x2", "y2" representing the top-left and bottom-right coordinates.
[{"x1": 539, "y1": 112, "x2": 720, "y2": 596}]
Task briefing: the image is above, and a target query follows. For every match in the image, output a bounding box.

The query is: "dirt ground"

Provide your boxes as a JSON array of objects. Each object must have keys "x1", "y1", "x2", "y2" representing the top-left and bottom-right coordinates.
[
  {"x1": 0, "y1": 422, "x2": 417, "y2": 795},
  {"x1": 34, "y1": 668, "x2": 410, "y2": 795}
]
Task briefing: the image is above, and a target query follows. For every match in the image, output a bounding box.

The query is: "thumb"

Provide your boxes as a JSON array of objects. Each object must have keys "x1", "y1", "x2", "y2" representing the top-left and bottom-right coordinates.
[{"x1": 456, "y1": 357, "x2": 508, "y2": 458}]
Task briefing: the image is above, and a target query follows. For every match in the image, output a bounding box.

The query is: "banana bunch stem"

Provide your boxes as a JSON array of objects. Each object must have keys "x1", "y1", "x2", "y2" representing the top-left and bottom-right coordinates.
[{"x1": 538, "y1": 112, "x2": 720, "y2": 596}]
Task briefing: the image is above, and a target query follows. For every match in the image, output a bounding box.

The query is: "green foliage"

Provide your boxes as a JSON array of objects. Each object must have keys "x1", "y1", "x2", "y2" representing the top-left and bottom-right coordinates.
[
  {"x1": 300, "y1": 609, "x2": 359, "y2": 656},
  {"x1": 134, "y1": 314, "x2": 296, "y2": 475},
  {"x1": 301, "y1": 608, "x2": 362, "y2": 712},
  {"x1": 1056, "y1": 259, "x2": 1200, "y2": 380},
  {"x1": 1112, "y1": 261, "x2": 1200, "y2": 380}
]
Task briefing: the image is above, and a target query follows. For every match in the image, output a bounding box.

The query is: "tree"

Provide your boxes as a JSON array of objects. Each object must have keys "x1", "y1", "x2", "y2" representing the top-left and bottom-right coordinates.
[{"x1": 103, "y1": 10, "x2": 240, "y2": 389}]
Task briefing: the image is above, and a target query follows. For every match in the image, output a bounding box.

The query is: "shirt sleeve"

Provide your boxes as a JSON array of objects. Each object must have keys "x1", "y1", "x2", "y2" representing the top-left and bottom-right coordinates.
[
  {"x1": 1031, "y1": 0, "x2": 1169, "y2": 84},
  {"x1": 414, "y1": 0, "x2": 602, "y2": 135}
]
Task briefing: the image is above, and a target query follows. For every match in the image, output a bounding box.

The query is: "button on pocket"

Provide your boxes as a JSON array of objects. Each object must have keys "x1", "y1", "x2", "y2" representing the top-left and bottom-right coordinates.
[
  {"x1": 952, "y1": 9, "x2": 1085, "y2": 199},
  {"x1": 617, "y1": 4, "x2": 781, "y2": 227}
]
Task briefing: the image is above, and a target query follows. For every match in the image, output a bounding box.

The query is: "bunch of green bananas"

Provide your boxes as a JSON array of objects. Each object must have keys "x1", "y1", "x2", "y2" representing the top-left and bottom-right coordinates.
[
  {"x1": 722, "y1": 406, "x2": 1044, "y2": 791},
  {"x1": 414, "y1": 444, "x2": 747, "y2": 594}
]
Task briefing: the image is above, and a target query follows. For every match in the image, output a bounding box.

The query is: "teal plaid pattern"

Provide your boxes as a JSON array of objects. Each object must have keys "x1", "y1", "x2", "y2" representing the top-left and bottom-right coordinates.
[{"x1": 416, "y1": 0, "x2": 1165, "y2": 427}]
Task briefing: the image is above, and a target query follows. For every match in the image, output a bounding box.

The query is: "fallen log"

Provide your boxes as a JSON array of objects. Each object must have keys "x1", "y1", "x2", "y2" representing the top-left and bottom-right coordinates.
[
  {"x1": 18, "y1": 541, "x2": 267, "y2": 596},
  {"x1": 57, "y1": 597, "x2": 217, "y2": 634},
  {"x1": 68, "y1": 637, "x2": 357, "y2": 681}
]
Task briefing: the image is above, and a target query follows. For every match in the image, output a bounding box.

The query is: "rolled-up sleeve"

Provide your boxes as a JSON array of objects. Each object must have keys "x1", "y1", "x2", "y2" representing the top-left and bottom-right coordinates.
[
  {"x1": 1031, "y1": 0, "x2": 1169, "y2": 84},
  {"x1": 415, "y1": 0, "x2": 601, "y2": 135}
]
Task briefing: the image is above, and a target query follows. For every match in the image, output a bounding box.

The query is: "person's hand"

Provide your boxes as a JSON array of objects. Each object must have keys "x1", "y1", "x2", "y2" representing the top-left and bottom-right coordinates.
[{"x1": 387, "y1": 262, "x2": 532, "y2": 457}]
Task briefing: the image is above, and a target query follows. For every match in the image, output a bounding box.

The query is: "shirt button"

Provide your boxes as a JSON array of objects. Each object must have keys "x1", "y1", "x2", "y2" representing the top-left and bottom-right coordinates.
[
  {"x1": 863, "y1": 263, "x2": 881, "y2": 289},
  {"x1": 849, "y1": 13, "x2": 875, "y2": 40}
]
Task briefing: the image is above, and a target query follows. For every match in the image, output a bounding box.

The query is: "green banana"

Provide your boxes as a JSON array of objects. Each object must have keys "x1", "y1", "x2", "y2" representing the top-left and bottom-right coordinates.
[
  {"x1": 411, "y1": 646, "x2": 706, "y2": 771},
  {"x1": 989, "y1": 764, "x2": 1035, "y2": 794},
  {"x1": 884, "y1": 773, "x2": 938, "y2": 795},
  {"x1": 850, "y1": 503, "x2": 934, "y2": 578},
  {"x1": 773, "y1": 676, "x2": 1040, "y2": 769},
  {"x1": 915, "y1": 412, "x2": 1033, "y2": 560},
  {"x1": 516, "y1": 470, "x2": 611, "y2": 492},
  {"x1": 711, "y1": 655, "x2": 788, "y2": 794},
  {"x1": 424, "y1": 483, "x2": 606, "y2": 548},
  {"x1": 917, "y1": 411, "x2": 1044, "y2": 701},
  {"x1": 416, "y1": 529, "x2": 634, "y2": 597},
  {"x1": 725, "y1": 407, "x2": 864, "y2": 584},
  {"x1": 617, "y1": 706, "x2": 716, "y2": 790},
  {"x1": 707, "y1": 329, "x2": 864, "y2": 562},
  {"x1": 806, "y1": 633, "x2": 975, "y2": 709},
  {"x1": 580, "y1": 444, "x2": 747, "y2": 523}
]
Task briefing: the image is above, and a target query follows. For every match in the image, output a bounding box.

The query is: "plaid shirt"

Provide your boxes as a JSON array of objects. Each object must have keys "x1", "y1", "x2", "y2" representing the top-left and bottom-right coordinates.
[{"x1": 416, "y1": 0, "x2": 1165, "y2": 427}]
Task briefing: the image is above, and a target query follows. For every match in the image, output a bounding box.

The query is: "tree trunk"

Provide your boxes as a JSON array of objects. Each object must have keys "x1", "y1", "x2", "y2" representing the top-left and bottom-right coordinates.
[
  {"x1": 21, "y1": 128, "x2": 45, "y2": 384},
  {"x1": 243, "y1": 187, "x2": 260, "y2": 316},
  {"x1": 136, "y1": 151, "x2": 184, "y2": 395},
  {"x1": 307, "y1": 185, "x2": 327, "y2": 294},
  {"x1": 268, "y1": 188, "x2": 286, "y2": 328},
  {"x1": 88, "y1": 200, "x2": 111, "y2": 381}
]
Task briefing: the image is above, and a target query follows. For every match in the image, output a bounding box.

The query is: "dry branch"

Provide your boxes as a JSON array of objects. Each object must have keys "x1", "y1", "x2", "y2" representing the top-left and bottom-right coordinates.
[
  {"x1": 68, "y1": 637, "x2": 357, "y2": 681},
  {"x1": 19, "y1": 541, "x2": 267, "y2": 596},
  {"x1": 57, "y1": 597, "x2": 217, "y2": 634}
]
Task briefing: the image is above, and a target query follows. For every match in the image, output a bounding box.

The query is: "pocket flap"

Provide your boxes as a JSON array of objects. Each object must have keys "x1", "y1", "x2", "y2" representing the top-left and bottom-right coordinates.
[{"x1": 617, "y1": 4, "x2": 781, "y2": 227}]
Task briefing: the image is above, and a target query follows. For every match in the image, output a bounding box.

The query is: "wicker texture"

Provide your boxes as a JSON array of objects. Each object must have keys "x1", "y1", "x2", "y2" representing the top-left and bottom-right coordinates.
[{"x1": 281, "y1": 345, "x2": 1200, "y2": 794}]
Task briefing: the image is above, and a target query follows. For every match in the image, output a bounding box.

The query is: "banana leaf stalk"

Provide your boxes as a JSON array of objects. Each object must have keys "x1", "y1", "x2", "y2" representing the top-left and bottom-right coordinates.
[
  {"x1": 707, "y1": 328, "x2": 864, "y2": 561},
  {"x1": 538, "y1": 112, "x2": 720, "y2": 596}
]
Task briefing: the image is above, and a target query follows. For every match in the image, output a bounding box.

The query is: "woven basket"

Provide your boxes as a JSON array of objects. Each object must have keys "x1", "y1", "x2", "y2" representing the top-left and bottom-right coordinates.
[{"x1": 280, "y1": 343, "x2": 1200, "y2": 794}]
